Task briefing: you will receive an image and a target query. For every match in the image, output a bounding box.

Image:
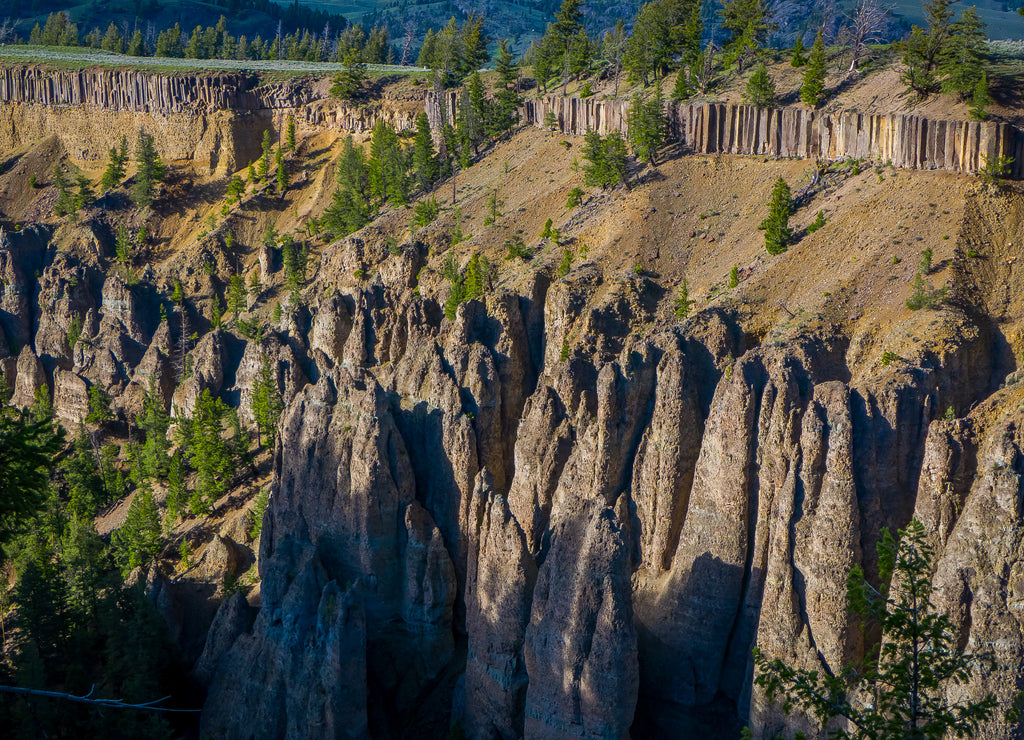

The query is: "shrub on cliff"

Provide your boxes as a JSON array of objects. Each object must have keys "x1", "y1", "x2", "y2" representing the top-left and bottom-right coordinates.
[
  {"x1": 100, "y1": 135, "x2": 129, "y2": 191},
  {"x1": 754, "y1": 518, "x2": 997, "y2": 738},
  {"x1": 331, "y1": 49, "x2": 367, "y2": 100},
  {"x1": 581, "y1": 129, "x2": 629, "y2": 189}
]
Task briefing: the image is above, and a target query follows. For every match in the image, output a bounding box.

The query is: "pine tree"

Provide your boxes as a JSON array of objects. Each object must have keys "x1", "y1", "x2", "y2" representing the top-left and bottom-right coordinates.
[
  {"x1": 101, "y1": 135, "x2": 128, "y2": 190},
  {"x1": 331, "y1": 48, "x2": 366, "y2": 100},
  {"x1": 367, "y1": 120, "x2": 408, "y2": 206},
  {"x1": 412, "y1": 111, "x2": 439, "y2": 191},
  {"x1": 128, "y1": 29, "x2": 145, "y2": 56},
  {"x1": 759, "y1": 177, "x2": 794, "y2": 255},
  {"x1": 969, "y1": 71, "x2": 992, "y2": 121},
  {"x1": 247, "y1": 160, "x2": 257, "y2": 184},
  {"x1": 185, "y1": 388, "x2": 236, "y2": 513},
  {"x1": 139, "y1": 375, "x2": 170, "y2": 482},
  {"x1": 252, "y1": 354, "x2": 283, "y2": 448},
  {"x1": 745, "y1": 62, "x2": 777, "y2": 108},
  {"x1": 801, "y1": 30, "x2": 827, "y2": 108},
  {"x1": 718, "y1": 0, "x2": 775, "y2": 73},
  {"x1": 73, "y1": 172, "x2": 94, "y2": 212},
  {"x1": 791, "y1": 34, "x2": 806, "y2": 66},
  {"x1": 627, "y1": 87, "x2": 666, "y2": 164},
  {"x1": 493, "y1": 40, "x2": 522, "y2": 137},
  {"x1": 112, "y1": 483, "x2": 162, "y2": 574},
  {"x1": 53, "y1": 164, "x2": 73, "y2": 216},
  {"x1": 85, "y1": 385, "x2": 113, "y2": 425},
  {"x1": 258, "y1": 129, "x2": 272, "y2": 183},
  {"x1": 132, "y1": 130, "x2": 165, "y2": 207},
  {"x1": 228, "y1": 274, "x2": 246, "y2": 320},
  {"x1": 939, "y1": 7, "x2": 986, "y2": 100},
  {"x1": 755, "y1": 519, "x2": 997, "y2": 739},
  {"x1": 275, "y1": 146, "x2": 288, "y2": 194},
  {"x1": 286, "y1": 114, "x2": 296, "y2": 151}
]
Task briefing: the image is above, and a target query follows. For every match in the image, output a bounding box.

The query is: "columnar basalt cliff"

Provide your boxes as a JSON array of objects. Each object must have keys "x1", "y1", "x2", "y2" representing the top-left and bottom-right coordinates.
[
  {"x1": 0, "y1": 64, "x2": 422, "y2": 170},
  {"x1": 517, "y1": 94, "x2": 1024, "y2": 179}
]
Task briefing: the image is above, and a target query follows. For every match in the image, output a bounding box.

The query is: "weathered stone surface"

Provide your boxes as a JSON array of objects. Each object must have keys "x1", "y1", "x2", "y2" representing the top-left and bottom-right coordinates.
[{"x1": 523, "y1": 500, "x2": 638, "y2": 740}]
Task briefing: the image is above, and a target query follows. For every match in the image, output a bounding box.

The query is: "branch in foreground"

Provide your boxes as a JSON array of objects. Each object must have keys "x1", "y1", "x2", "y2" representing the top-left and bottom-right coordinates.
[{"x1": 0, "y1": 684, "x2": 201, "y2": 712}]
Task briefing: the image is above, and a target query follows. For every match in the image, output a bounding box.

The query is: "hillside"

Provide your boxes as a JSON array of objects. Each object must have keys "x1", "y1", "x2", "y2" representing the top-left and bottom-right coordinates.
[{"x1": 2, "y1": 61, "x2": 1024, "y2": 738}]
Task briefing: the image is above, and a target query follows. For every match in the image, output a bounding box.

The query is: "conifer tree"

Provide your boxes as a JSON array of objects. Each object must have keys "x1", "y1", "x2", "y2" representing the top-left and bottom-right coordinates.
[
  {"x1": 755, "y1": 519, "x2": 997, "y2": 738},
  {"x1": 73, "y1": 172, "x2": 94, "y2": 212},
  {"x1": 132, "y1": 130, "x2": 165, "y2": 206},
  {"x1": 331, "y1": 48, "x2": 367, "y2": 99},
  {"x1": 228, "y1": 274, "x2": 246, "y2": 320},
  {"x1": 249, "y1": 270, "x2": 262, "y2": 298},
  {"x1": 801, "y1": 31, "x2": 827, "y2": 108},
  {"x1": 493, "y1": 40, "x2": 522, "y2": 137},
  {"x1": 791, "y1": 34, "x2": 806, "y2": 66},
  {"x1": 275, "y1": 146, "x2": 288, "y2": 194},
  {"x1": 252, "y1": 354, "x2": 283, "y2": 448},
  {"x1": 759, "y1": 176, "x2": 793, "y2": 254},
  {"x1": 939, "y1": 7, "x2": 986, "y2": 100},
  {"x1": 286, "y1": 114, "x2": 296, "y2": 151},
  {"x1": 969, "y1": 71, "x2": 992, "y2": 121},
  {"x1": 101, "y1": 135, "x2": 129, "y2": 190},
  {"x1": 627, "y1": 87, "x2": 666, "y2": 164},
  {"x1": 185, "y1": 388, "x2": 235, "y2": 513},
  {"x1": 247, "y1": 160, "x2": 257, "y2": 184},
  {"x1": 412, "y1": 111, "x2": 439, "y2": 191},
  {"x1": 112, "y1": 483, "x2": 162, "y2": 574},
  {"x1": 745, "y1": 62, "x2": 777, "y2": 108},
  {"x1": 53, "y1": 164, "x2": 73, "y2": 216},
  {"x1": 367, "y1": 120, "x2": 408, "y2": 206},
  {"x1": 718, "y1": 0, "x2": 775, "y2": 73},
  {"x1": 139, "y1": 376, "x2": 170, "y2": 482}
]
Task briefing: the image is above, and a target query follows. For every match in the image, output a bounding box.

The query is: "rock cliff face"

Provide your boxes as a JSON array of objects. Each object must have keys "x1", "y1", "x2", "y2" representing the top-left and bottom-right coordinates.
[
  {"x1": 512, "y1": 94, "x2": 1024, "y2": 179},
  {"x1": 0, "y1": 65, "x2": 423, "y2": 171}
]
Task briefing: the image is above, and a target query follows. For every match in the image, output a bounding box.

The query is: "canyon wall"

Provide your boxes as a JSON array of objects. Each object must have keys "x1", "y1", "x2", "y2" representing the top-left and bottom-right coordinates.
[
  {"x1": 518, "y1": 94, "x2": 1024, "y2": 179},
  {"x1": 0, "y1": 64, "x2": 421, "y2": 171}
]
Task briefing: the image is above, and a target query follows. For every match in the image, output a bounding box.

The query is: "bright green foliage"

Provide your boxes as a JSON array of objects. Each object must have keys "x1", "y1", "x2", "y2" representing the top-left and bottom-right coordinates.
[
  {"x1": 66, "y1": 314, "x2": 83, "y2": 355},
  {"x1": 62, "y1": 430, "x2": 105, "y2": 519},
  {"x1": 226, "y1": 174, "x2": 245, "y2": 203},
  {"x1": 673, "y1": 279, "x2": 695, "y2": 317},
  {"x1": 801, "y1": 31, "x2": 827, "y2": 108},
  {"x1": 331, "y1": 48, "x2": 367, "y2": 100},
  {"x1": 940, "y1": 7, "x2": 987, "y2": 101},
  {"x1": 807, "y1": 210, "x2": 826, "y2": 233},
  {"x1": 249, "y1": 486, "x2": 270, "y2": 539},
  {"x1": 286, "y1": 114, "x2": 296, "y2": 151},
  {"x1": 444, "y1": 273, "x2": 466, "y2": 321},
  {"x1": 132, "y1": 131, "x2": 165, "y2": 207},
  {"x1": 532, "y1": 0, "x2": 586, "y2": 91},
  {"x1": 258, "y1": 129, "x2": 272, "y2": 183},
  {"x1": 623, "y1": 0, "x2": 702, "y2": 85},
  {"x1": 464, "y1": 253, "x2": 489, "y2": 300},
  {"x1": 228, "y1": 274, "x2": 246, "y2": 320},
  {"x1": 729, "y1": 264, "x2": 739, "y2": 288},
  {"x1": 566, "y1": 187, "x2": 584, "y2": 208},
  {"x1": 85, "y1": 385, "x2": 113, "y2": 425},
  {"x1": 324, "y1": 135, "x2": 372, "y2": 236},
  {"x1": 414, "y1": 197, "x2": 441, "y2": 227},
  {"x1": 627, "y1": 86, "x2": 666, "y2": 164},
  {"x1": 183, "y1": 388, "x2": 239, "y2": 514},
  {"x1": 902, "y1": 0, "x2": 963, "y2": 97},
  {"x1": 969, "y1": 72, "x2": 992, "y2": 121},
  {"x1": 492, "y1": 40, "x2": 522, "y2": 137},
  {"x1": 484, "y1": 188, "x2": 503, "y2": 224},
  {"x1": 249, "y1": 270, "x2": 262, "y2": 297},
  {"x1": 247, "y1": 160, "x2": 257, "y2": 184},
  {"x1": 252, "y1": 354, "x2": 284, "y2": 449},
  {"x1": 906, "y1": 270, "x2": 947, "y2": 310},
  {"x1": 413, "y1": 112, "x2": 439, "y2": 191},
  {"x1": 281, "y1": 235, "x2": 309, "y2": 291},
  {"x1": 791, "y1": 34, "x2": 806, "y2": 67},
  {"x1": 101, "y1": 135, "x2": 129, "y2": 190},
  {"x1": 53, "y1": 164, "x2": 73, "y2": 217},
  {"x1": 275, "y1": 146, "x2": 288, "y2": 194},
  {"x1": 557, "y1": 249, "x2": 573, "y2": 277},
  {"x1": 210, "y1": 293, "x2": 224, "y2": 330},
  {"x1": 744, "y1": 63, "x2": 776, "y2": 108},
  {"x1": 139, "y1": 377, "x2": 170, "y2": 482},
  {"x1": 541, "y1": 218, "x2": 553, "y2": 239},
  {"x1": 112, "y1": 484, "x2": 162, "y2": 574},
  {"x1": 273, "y1": 302, "x2": 283, "y2": 323},
  {"x1": 0, "y1": 409, "x2": 62, "y2": 543},
  {"x1": 368, "y1": 120, "x2": 409, "y2": 206},
  {"x1": 754, "y1": 519, "x2": 997, "y2": 739},
  {"x1": 718, "y1": 0, "x2": 775, "y2": 72},
  {"x1": 504, "y1": 235, "x2": 530, "y2": 260},
  {"x1": 582, "y1": 129, "x2": 630, "y2": 189},
  {"x1": 759, "y1": 177, "x2": 794, "y2": 255}
]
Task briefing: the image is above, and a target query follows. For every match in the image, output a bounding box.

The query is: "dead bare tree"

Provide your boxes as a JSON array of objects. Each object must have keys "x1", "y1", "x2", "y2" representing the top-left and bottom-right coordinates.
[
  {"x1": 0, "y1": 18, "x2": 19, "y2": 44},
  {"x1": 845, "y1": 0, "x2": 888, "y2": 73},
  {"x1": 400, "y1": 23, "x2": 414, "y2": 66}
]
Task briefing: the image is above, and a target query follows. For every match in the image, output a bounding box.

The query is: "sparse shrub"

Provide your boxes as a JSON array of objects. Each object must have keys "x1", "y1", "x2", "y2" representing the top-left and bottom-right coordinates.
[
  {"x1": 544, "y1": 111, "x2": 558, "y2": 129},
  {"x1": 919, "y1": 247, "x2": 933, "y2": 274},
  {"x1": 979, "y1": 154, "x2": 1014, "y2": 187},
  {"x1": 806, "y1": 210, "x2": 826, "y2": 233},
  {"x1": 414, "y1": 197, "x2": 441, "y2": 227},
  {"x1": 944, "y1": 406, "x2": 956, "y2": 421},
  {"x1": 66, "y1": 313, "x2": 83, "y2": 354},
  {"x1": 29, "y1": 174, "x2": 36, "y2": 188},
  {"x1": 674, "y1": 279, "x2": 695, "y2": 318},
  {"x1": 881, "y1": 350, "x2": 899, "y2": 366},
  {"x1": 387, "y1": 236, "x2": 401, "y2": 256},
  {"x1": 504, "y1": 235, "x2": 530, "y2": 260},
  {"x1": 906, "y1": 271, "x2": 947, "y2": 310},
  {"x1": 557, "y1": 249, "x2": 572, "y2": 277},
  {"x1": 353, "y1": 268, "x2": 367, "y2": 280},
  {"x1": 580, "y1": 82, "x2": 594, "y2": 98},
  {"x1": 559, "y1": 339, "x2": 570, "y2": 362},
  {"x1": 729, "y1": 264, "x2": 739, "y2": 288},
  {"x1": 549, "y1": 227, "x2": 561, "y2": 244},
  {"x1": 541, "y1": 218, "x2": 553, "y2": 239},
  {"x1": 249, "y1": 486, "x2": 270, "y2": 539},
  {"x1": 566, "y1": 187, "x2": 584, "y2": 208},
  {"x1": 633, "y1": 263, "x2": 644, "y2": 275}
]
